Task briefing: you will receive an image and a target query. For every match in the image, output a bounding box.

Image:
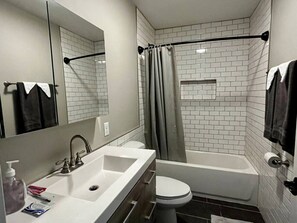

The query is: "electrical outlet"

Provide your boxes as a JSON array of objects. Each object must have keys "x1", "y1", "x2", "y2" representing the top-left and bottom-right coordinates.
[{"x1": 104, "y1": 122, "x2": 110, "y2": 136}]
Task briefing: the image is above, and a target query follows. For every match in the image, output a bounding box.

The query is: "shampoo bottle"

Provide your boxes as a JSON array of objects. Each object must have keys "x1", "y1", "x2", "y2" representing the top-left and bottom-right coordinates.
[{"x1": 3, "y1": 160, "x2": 26, "y2": 215}]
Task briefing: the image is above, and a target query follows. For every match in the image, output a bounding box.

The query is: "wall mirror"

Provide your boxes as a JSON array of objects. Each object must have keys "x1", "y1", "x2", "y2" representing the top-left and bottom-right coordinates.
[
  {"x1": 48, "y1": 0, "x2": 109, "y2": 124},
  {"x1": 0, "y1": 0, "x2": 109, "y2": 138}
]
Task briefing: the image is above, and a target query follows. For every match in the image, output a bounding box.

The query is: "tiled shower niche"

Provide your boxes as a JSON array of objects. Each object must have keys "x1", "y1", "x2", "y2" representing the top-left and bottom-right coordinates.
[{"x1": 180, "y1": 79, "x2": 217, "y2": 100}]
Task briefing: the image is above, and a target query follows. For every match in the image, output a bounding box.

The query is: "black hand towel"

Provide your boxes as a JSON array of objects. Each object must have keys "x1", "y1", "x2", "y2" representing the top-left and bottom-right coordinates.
[
  {"x1": 16, "y1": 83, "x2": 42, "y2": 133},
  {"x1": 264, "y1": 71, "x2": 279, "y2": 143},
  {"x1": 38, "y1": 84, "x2": 58, "y2": 128},
  {"x1": 264, "y1": 61, "x2": 297, "y2": 156},
  {"x1": 272, "y1": 61, "x2": 297, "y2": 156}
]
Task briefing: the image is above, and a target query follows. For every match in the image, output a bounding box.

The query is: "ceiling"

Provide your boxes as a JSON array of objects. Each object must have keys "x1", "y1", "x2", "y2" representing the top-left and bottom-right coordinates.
[
  {"x1": 133, "y1": 0, "x2": 261, "y2": 29},
  {"x1": 6, "y1": 0, "x2": 104, "y2": 41}
]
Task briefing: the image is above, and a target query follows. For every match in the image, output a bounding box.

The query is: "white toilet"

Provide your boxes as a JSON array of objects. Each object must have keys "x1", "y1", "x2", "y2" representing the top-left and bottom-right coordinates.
[{"x1": 122, "y1": 141, "x2": 192, "y2": 223}]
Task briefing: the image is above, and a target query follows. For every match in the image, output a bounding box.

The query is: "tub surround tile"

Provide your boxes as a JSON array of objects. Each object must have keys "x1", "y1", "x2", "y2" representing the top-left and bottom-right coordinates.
[{"x1": 155, "y1": 18, "x2": 249, "y2": 156}]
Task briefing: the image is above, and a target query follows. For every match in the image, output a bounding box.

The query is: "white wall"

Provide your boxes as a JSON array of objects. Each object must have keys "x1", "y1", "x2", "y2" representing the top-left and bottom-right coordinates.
[
  {"x1": 108, "y1": 9, "x2": 155, "y2": 146},
  {"x1": 0, "y1": 0, "x2": 139, "y2": 184},
  {"x1": 0, "y1": 1, "x2": 65, "y2": 137},
  {"x1": 56, "y1": 0, "x2": 139, "y2": 145}
]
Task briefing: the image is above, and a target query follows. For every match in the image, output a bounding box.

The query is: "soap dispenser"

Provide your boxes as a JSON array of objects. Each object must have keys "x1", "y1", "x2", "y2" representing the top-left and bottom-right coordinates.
[{"x1": 3, "y1": 160, "x2": 26, "y2": 214}]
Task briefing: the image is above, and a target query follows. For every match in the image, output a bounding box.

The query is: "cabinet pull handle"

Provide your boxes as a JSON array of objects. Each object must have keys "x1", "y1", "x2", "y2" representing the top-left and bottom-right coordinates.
[
  {"x1": 123, "y1": 200, "x2": 138, "y2": 223},
  {"x1": 145, "y1": 170, "x2": 156, "y2": 185},
  {"x1": 144, "y1": 201, "x2": 157, "y2": 220}
]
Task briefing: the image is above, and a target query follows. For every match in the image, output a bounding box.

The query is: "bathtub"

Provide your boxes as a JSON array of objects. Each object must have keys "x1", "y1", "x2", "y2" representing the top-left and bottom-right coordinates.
[{"x1": 156, "y1": 150, "x2": 259, "y2": 205}]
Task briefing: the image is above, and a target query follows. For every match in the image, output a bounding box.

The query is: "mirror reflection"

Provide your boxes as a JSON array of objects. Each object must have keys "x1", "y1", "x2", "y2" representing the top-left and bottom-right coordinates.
[
  {"x1": 0, "y1": 0, "x2": 109, "y2": 138},
  {"x1": 0, "y1": 0, "x2": 57, "y2": 138},
  {"x1": 48, "y1": 1, "x2": 109, "y2": 124}
]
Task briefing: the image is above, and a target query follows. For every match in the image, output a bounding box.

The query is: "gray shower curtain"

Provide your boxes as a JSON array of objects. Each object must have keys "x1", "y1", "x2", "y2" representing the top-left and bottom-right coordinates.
[{"x1": 144, "y1": 46, "x2": 186, "y2": 162}]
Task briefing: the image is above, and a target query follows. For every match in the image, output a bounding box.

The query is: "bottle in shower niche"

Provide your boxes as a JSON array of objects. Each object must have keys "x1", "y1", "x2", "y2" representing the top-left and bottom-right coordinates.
[{"x1": 3, "y1": 160, "x2": 26, "y2": 214}]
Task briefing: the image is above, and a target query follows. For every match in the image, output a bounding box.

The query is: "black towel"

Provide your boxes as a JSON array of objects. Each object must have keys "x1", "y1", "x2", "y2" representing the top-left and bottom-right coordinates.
[
  {"x1": 264, "y1": 61, "x2": 297, "y2": 156},
  {"x1": 38, "y1": 84, "x2": 57, "y2": 128},
  {"x1": 16, "y1": 83, "x2": 42, "y2": 133},
  {"x1": 0, "y1": 95, "x2": 5, "y2": 138},
  {"x1": 264, "y1": 71, "x2": 279, "y2": 143}
]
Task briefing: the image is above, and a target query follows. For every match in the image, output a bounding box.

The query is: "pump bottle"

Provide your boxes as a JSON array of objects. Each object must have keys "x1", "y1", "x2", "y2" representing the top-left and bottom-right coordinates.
[{"x1": 3, "y1": 160, "x2": 26, "y2": 214}]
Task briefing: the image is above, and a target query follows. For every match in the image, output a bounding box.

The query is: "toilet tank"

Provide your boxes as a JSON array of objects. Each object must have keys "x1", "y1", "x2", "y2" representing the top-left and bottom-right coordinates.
[{"x1": 122, "y1": 141, "x2": 145, "y2": 149}]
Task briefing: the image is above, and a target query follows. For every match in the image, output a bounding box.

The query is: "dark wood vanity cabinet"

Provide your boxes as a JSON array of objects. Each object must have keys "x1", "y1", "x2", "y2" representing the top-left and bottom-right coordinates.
[{"x1": 108, "y1": 160, "x2": 156, "y2": 223}]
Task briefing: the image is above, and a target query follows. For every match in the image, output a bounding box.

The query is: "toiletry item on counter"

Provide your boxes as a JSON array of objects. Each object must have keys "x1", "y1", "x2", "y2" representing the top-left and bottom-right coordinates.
[
  {"x1": 0, "y1": 165, "x2": 7, "y2": 223},
  {"x1": 27, "y1": 191, "x2": 51, "y2": 203},
  {"x1": 3, "y1": 160, "x2": 26, "y2": 214},
  {"x1": 27, "y1": 185, "x2": 46, "y2": 195},
  {"x1": 22, "y1": 201, "x2": 51, "y2": 217}
]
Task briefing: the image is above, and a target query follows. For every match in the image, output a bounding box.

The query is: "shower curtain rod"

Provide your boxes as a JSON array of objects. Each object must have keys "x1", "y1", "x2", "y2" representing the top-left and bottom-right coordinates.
[
  {"x1": 137, "y1": 31, "x2": 269, "y2": 54},
  {"x1": 63, "y1": 52, "x2": 105, "y2": 64}
]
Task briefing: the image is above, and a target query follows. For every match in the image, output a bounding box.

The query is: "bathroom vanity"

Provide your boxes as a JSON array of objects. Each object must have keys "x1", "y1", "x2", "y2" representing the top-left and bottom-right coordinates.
[
  {"x1": 108, "y1": 160, "x2": 156, "y2": 223},
  {"x1": 6, "y1": 146, "x2": 156, "y2": 223}
]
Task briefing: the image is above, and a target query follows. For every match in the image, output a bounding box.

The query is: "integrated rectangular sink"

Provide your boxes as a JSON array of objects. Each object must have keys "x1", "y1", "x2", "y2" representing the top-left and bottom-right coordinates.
[{"x1": 46, "y1": 155, "x2": 137, "y2": 202}]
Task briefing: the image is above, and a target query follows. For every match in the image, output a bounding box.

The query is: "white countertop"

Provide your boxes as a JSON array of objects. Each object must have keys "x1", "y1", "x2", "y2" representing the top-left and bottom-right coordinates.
[{"x1": 6, "y1": 146, "x2": 156, "y2": 223}]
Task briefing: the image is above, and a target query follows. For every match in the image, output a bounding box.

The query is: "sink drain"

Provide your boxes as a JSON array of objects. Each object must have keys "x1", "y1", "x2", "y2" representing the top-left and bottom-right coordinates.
[{"x1": 89, "y1": 185, "x2": 99, "y2": 191}]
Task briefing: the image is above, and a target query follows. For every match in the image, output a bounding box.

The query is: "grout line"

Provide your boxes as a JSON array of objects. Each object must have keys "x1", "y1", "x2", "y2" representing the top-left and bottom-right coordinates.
[
  {"x1": 176, "y1": 212, "x2": 211, "y2": 221},
  {"x1": 190, "y1": 197, "x2": 263, "y2": 219},
  {"x1": 193, "y1": 197, "x2": 261, "y2": 213},
  {"x1": 191, "y1": 199, "x2": 221, "y2": 207},
  {"x1": 219, "y1": 204, "x2": 261, "y2": 214},
  {"x1": 192, "y1": 198, "x2": 207, "y2": 202}
]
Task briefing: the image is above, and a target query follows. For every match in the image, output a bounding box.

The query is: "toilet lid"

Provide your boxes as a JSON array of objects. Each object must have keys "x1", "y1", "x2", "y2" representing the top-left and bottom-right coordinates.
[{"x1": 156, "y1": 176, "x2": 190, "y2": 199}]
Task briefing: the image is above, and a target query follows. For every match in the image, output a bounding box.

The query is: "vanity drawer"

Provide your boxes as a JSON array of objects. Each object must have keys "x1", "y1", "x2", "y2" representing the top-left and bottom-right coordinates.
[
  {"x1": 108, "y1": 160, "x2": 156, "y2": 223},
  {"x1": 142, "y1": 162, "x2": 156, "y2": 223}
]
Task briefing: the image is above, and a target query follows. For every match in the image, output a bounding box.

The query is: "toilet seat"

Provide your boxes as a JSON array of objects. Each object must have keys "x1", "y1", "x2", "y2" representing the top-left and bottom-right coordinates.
[
  {"x1": 156, "y1": 176, "x2": 192, "y2": 207},
  {"x1": 156, "y1": 176, "x2": 191, "y2": 199},
  {"x1": 156, "y1": 190, "x2": 192, "y2": 207}
]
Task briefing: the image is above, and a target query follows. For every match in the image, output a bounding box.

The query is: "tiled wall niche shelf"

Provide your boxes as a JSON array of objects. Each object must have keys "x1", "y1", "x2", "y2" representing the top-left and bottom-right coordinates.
[{"x1": 180, "y1": 79, "x2": 217, "y2": 100}]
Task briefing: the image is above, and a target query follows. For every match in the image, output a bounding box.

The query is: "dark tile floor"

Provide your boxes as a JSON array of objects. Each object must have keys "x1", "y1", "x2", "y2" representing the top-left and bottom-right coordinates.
[{"x1": 176, "y1": 196, "x2": 265, "y2": 223}]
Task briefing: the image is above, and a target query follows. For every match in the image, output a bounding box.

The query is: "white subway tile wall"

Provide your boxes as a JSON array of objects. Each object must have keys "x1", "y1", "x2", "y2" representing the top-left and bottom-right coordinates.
[
  {"x1": 155, "y1": 19, "x2": 250, "y2": 155},
  {"x1": 108, "y1": 9, "x2": 154, "y2": 146},
  {"x1": 180, "y1": 81, "x2": 217, "y2": 100},
  {"x1": 60, "y1": 28, "x2": 108, "y2": 123},
  {"x1": 246, "y1": 0, "x2": 294, "y2": 222}
]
